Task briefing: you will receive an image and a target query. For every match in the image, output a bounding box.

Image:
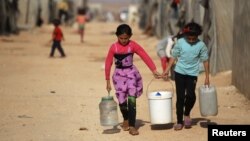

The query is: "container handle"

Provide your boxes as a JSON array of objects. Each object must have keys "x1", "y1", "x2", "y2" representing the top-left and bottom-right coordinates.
[
  {"x1": 146, "y1": 78, "x2": 175, "y2": 97},
  {"x1": 204, "y1": 85, "x2": 209, "y2": 90}
]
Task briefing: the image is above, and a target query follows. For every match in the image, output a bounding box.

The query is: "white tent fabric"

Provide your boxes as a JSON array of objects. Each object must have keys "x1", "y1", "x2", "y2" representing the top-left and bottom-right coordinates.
[{"x1": 232, "y1": 0, "x2": 250, "y2": 99}]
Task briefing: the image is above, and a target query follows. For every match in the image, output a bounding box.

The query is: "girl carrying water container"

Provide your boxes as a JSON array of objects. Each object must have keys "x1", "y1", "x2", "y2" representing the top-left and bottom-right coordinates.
[
  {"x1": 162, "y1": 22, "x2": 210, "y2": 130},
  {"x1": 104, "y1": 24, "x2": 161, "y2": 135}
]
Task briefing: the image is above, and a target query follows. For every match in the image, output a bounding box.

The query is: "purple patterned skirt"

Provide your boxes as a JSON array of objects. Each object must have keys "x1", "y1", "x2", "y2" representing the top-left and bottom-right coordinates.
[{"x1": 112, "y1": 65, "x2": 143, "y2": 104}]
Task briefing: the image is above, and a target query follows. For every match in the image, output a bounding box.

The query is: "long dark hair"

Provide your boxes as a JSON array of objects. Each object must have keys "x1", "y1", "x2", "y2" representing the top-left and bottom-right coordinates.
[
  {"x1": 182, "y1": 22, "x2": 202, "y2": 36},
  {"x1": 115, "y1": 24, "x2": 132, "y2": 36}
]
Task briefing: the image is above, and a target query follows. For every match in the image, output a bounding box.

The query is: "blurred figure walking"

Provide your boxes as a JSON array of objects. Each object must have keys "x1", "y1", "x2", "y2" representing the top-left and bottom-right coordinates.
[
  {"x1": 76, "y1": 8, "x2": 87, "y2": 43},
  {"x1": 49, "y1": 19, "x2": 66, "y2": 58},
  {"x1": 57, "y1": 0, "x2": 69, "y2": 25}
]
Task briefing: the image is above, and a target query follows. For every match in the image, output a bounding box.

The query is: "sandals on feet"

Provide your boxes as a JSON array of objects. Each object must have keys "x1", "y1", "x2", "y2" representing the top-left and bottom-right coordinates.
[
  {"x1": 174, "y1": 124, "x2": 183, "y2": 130},
  {"x1": 184, "y1": 117, "x2": 192, "y2": 129},
  {"x1": 121, "y1": 120, "x2": 130, "y2": 131},
  {"x1": 129, "y1": 127, "x2": 139, "y2": 135}
]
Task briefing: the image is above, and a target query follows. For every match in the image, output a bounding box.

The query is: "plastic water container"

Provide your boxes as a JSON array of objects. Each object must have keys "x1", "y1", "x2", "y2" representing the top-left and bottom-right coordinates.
[
  {"x1": 148, "y1": 91, "x2": 173, "y2": 124},
  {"x1": 199, "y1": 85, "x2": 218, "y2": 116},
  {"x1": 99, "y1": 96, "x2": 119, "y2": 126}
]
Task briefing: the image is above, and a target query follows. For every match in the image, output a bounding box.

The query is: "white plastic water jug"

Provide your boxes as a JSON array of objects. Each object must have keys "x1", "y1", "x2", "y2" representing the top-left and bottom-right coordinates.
[
  {"x1": 99, "y1": 95, "x2": 119, "y2": 126},
  {"x1": 199, "y1": 85, "x2": 218, "y2": 116}
]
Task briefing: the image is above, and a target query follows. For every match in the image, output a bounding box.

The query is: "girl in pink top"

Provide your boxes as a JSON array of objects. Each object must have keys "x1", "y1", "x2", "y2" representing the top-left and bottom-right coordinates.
[
  {"x1": 105, "y1": 24, "x2": 161, "y2": 135},
  {"x1": 76, "y1": 8, "x2": 87, "y2": 43}
]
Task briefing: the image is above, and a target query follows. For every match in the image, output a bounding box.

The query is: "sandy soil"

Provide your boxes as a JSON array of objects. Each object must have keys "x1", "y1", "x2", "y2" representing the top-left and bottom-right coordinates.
[{"x1": 0, "y1": 21, "x2": 249, "y2": 141}]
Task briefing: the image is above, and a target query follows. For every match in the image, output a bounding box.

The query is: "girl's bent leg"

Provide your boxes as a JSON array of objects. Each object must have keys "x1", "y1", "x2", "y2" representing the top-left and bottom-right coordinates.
[
  {"x1": 119, "y1": 102, "x2": 129, "y2": 131},
  {"x1": 183, "y1": 75, "x2": 197, "y2": 129},
  {"x1": 128, "y1": 96, "x2": 136, "y2": 127},
  {"x1": 119, "y1": 102, "x2": 129, "y2": 121},
  {"x1": 184, "y1": 75, "x2": 197, "y2": 116},
  {"x1": 128, "y1": 96, "x2": 139, "y2": 135},
  {"x1": 174, "y1": 72, "x2": 186, "y2": 125}
]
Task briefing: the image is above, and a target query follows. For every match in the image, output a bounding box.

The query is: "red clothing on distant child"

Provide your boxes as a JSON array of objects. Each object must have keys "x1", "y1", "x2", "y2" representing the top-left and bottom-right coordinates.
[
  {"x1": 105, "y1": 40, "x2": 156, "y2": 80},
  {"x1": 53, "y1": 27, "x2": 63, "y2": 41}
]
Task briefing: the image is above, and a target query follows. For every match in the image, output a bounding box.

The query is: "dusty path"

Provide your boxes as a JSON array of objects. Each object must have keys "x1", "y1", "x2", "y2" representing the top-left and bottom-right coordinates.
[{"x1": 0, "y1": 21, "x2": 249, "y2": 141}]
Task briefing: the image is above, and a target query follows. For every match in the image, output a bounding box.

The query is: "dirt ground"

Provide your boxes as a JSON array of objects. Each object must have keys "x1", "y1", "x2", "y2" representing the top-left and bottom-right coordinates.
[{"x1": 0, "y1": 21, "x2": 250, "y2": 141}]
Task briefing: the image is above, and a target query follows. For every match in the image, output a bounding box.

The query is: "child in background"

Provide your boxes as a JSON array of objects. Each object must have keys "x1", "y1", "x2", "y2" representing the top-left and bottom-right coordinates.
[
  {"x1": 105, "y1": 24, "x2": 161, "y2": 136},
  {"x1": 156, "y1": 36, "x2": 171, "y2": 73},
  {"x1": 76, "y1": 8, "x2": 87, "y2": 43},
  {"x1": 156, "y1": 31, "x2": 183, "y2": 80},
  {"x1": 49, "y1": 19, "x2": 66, "y2": 58},
  {"x1": 57, "y1": 0, "x2": 69, "y2": 25},
  {"x1": 162, "y1": 22, "x2": 210, "y2": 130}
]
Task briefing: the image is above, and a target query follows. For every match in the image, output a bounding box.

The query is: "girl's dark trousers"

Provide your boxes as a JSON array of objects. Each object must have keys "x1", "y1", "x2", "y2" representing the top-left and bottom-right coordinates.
[
  {"x1": 119, "y1": 96, "x2": 136, "y2": 127},
  {"x1": 174, "y1": 71, "x2": 197, "y2": 124}
]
